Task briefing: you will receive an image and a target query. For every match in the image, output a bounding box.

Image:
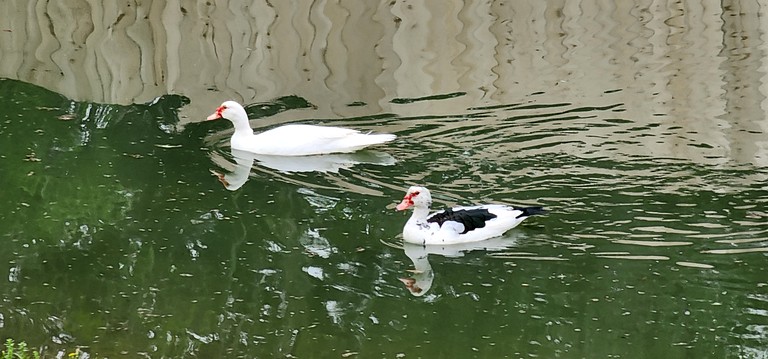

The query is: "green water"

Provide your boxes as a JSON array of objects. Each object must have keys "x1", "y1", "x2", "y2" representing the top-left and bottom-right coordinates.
[{"x1": 0, "y1": 78, "x2": 767, "y2": 358}]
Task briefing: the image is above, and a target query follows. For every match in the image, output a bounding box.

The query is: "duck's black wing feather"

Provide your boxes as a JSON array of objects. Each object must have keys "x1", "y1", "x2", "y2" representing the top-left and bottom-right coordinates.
[{"x1": 427, "y1": 208, "x2": 498, "y2": 234}]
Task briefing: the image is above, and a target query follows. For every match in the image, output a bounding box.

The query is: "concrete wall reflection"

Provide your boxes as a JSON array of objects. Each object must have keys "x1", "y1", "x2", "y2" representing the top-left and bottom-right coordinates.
[{"x1": 1, "y1": 0, "x2": 766, "y2": 165}]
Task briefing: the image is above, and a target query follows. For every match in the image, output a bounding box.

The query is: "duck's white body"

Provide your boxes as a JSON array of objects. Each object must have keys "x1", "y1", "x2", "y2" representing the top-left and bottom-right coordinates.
[
  {"x1": 208, "y1": 101, "x2": 396, "y2": 156},
  {"x1": 396, "y1": 186, "x2": 545, "y2": 245}
]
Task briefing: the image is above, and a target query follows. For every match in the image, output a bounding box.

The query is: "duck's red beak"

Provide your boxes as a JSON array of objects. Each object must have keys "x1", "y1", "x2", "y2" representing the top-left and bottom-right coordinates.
[
  {"x1": 396, "y1": 192, "x2": 416, "y2": 211},
  {"x1": 206, "y1": 106, "x2": 223, "y2": 121},
  {"x1": 396, "y1": 197, "x2": 413, "y2": 211}
]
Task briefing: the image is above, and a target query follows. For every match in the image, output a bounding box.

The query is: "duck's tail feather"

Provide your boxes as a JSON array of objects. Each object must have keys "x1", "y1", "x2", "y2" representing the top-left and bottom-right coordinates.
[
  {"x1": 518, "y1": 206, "x2": 547, "y2": 217},
  {"x1": 340, "y1": 133, "x2": 396, "y2": 150},
  {"x1": 363, "y1": 133, "x2": 397, "y2": 144}
]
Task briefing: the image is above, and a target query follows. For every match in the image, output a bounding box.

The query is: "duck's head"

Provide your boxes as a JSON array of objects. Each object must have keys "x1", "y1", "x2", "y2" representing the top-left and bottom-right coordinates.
[
  {"x1": 207, "y1": 101, "x2": 247, "y2": 123},
  {"x1": 396, "y1": 186, "x2": 432, "y2": 211}
]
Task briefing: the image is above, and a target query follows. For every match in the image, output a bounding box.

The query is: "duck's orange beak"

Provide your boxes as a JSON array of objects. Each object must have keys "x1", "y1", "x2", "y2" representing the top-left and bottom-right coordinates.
[
  {"x1": 206, "y1": 106, "x2": 224, "y2": 121},
  {"x1": 396, "y1": 192, "x2": 415, "y2": 211},
  {"x1": 396, "y1": 198, "x2": 413, "y2": 211}
]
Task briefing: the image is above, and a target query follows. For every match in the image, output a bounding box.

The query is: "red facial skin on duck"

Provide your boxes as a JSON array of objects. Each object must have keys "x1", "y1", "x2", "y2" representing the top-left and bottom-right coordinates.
[
  {"x1": 206, "y1": 105, "x2": 225, "y2": 121},
  {"x1": 396, "y1": 191, "x2": 419, "y2": 211}
]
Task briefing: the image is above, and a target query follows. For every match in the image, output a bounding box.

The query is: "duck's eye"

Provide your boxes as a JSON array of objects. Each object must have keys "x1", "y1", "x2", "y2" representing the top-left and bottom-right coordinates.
[{"x1": 412, "y1": 191, "x2": 420, "y2": 196}]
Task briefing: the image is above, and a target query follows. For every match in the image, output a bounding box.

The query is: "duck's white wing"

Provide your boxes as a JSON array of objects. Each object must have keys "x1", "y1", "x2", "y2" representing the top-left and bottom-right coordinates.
[{"x1": 250, "y1": 124, "x2": 394, "y2": 156}]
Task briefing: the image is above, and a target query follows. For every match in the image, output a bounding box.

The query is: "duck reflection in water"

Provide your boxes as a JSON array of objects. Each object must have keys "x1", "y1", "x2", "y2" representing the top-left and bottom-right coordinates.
[
  {"x1": 211, "y1": 148, "x2": 396, "y2": 190},
  {"x1": 399, "y1": 235, "x2": 523, "y2": 297}
]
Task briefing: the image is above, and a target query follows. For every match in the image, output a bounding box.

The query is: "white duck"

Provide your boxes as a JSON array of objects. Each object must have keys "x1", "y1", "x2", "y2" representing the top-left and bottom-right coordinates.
[
  {"x1": 207, "y1": 101, "x2": 396, "y2": 156},
  {"x1": 395, "y1": 186, "x2": 545, "y2": 245}
]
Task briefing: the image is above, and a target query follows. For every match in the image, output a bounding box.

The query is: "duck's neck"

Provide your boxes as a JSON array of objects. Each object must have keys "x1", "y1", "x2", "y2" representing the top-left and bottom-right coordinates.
[
  {"x1": 232, "y1": 120, "x2": 254, "y2": 137},
  {"x1": 230, "y1": 110, "x2": 254, "y2": 137},
  {"x1": 409, "y1": 206, "x2": 432, "y2": 223}
]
